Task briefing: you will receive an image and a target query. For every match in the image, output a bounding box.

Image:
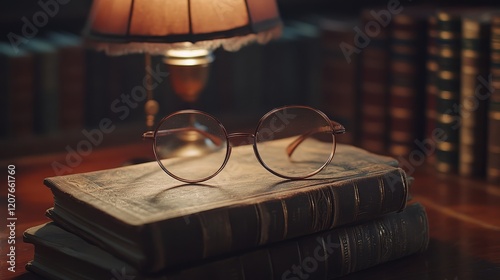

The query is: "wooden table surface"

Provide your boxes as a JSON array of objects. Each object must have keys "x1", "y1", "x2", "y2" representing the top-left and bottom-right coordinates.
[{"x1": 1, "y1": 141, "x2": 499, "y2": 280}]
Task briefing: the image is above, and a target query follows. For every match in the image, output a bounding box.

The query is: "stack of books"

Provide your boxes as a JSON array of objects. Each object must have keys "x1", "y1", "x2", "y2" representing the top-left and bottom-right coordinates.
[{"x1": 24, "y1": 140, "x2": 429, "y2": 279}]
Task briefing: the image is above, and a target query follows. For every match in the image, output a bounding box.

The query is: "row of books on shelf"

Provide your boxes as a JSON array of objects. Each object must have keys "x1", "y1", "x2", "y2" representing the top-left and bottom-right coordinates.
[
  {"x1": 24, "y1": 139, "x2": 429, "y2": 279},
  {"x1": 0, "y1": 22, "x2": 325, "y2": 141},
  {"x1": 313, "y1": 6, "x2": 500, "y2": 184},
  {"x1": 0, "y1": 31, "x2": 147, "y2": 138},
  {"x1": 3, "y1": 9, "x2": 499, "y2": 184}
]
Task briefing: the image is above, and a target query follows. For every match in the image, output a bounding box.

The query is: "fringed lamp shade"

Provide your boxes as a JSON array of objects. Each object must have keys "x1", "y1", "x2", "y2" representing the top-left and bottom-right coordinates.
[{"x1": 84, "y1": 0, "x2": 283, "y2": 55}]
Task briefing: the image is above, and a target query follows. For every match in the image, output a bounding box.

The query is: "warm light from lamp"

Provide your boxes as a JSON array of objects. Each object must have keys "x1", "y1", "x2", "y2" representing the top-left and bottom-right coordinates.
[
  {"x1": 164, "y1": 49, "x2": 214, "y2": 66},
  {"x1": 83, "y1": 0, "x2": 282, "y2": 124},
  {"x1": 83, "y1": 0, "x2": 283, "y2": 55}
]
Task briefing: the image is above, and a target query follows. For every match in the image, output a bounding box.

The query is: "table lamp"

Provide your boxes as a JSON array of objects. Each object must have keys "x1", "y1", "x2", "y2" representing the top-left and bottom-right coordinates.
[{"x1": 83, "y1": 0, "x2": 283, "y2": 129}]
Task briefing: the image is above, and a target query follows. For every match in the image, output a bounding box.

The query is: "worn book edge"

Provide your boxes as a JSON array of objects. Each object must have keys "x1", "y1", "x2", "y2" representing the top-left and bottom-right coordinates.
[{"x1": 27, "y1": 203, "x2": 428, "y2": 280}]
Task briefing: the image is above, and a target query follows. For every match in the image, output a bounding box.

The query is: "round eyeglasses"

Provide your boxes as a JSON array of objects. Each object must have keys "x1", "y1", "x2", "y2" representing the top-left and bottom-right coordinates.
[{"x1": 142, "y1": 105, "x2": 345, "y2": 183}]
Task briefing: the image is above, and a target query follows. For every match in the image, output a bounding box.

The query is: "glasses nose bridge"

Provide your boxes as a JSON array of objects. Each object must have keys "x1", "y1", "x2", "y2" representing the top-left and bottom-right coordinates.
[{"x1": 227, "y1": 132, "x2": 255, "y2": 146}]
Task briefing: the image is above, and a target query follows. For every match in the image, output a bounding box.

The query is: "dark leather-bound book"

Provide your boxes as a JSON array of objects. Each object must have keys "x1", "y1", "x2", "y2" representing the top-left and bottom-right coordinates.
[
  {"x1": 425, "y1": 14, "x2": 439, "y2": 164},
  {"x1": 387, "y1": 7, "x2": 428, "y2": 159},
  {"x1": 358, "y1": 9, "x2": 391, "y2": 155},
  {"x1": 43, "y1": 140, "x2": 409, "y2": 274},
  {"x1": 459, "y1": 13, "x2": 491, "y2": 177},
  {"x1": 0, "y1": 43, "x2": 35, "y2": 137},
  {"x1": 435, "y1": 9, "x2": 463, "y2": 173},
  {"x1": 489, "y1": 15, "x2": 500, "y2": 184},
  {"x1": 25, "y1": 203, "x2": 428, "y2": 280},
  {"x1": 313, "y1": 15, "x2": 361, "y2": 145},
  {"x1": 22, "y1": 39, "x2": 59, "y2": 135},
  {"x1": 48, "y1": 32, "x2": 86, "y2": 132}
]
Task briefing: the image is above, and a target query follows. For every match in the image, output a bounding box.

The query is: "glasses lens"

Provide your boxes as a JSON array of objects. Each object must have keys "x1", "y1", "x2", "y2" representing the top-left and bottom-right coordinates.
[
  {"x1": 255, "y1": 106, "x2": 335, "y2": 179},
  {"x1": 154, "y1": 112, "x2": 228, "y2": 182}
]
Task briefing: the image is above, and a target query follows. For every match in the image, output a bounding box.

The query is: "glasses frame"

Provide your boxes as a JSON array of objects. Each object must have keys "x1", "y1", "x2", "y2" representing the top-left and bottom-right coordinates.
[{"x1": 143, "y1": 105, "x2": 346, "y2": 183}]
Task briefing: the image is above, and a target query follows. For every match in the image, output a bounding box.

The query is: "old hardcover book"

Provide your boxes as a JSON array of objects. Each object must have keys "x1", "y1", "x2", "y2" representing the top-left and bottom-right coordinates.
[
  {"x1": 315, "y1": 15, "x2": 361, "y2": 145},
  {"x1": 435, "y1": 10, "x2": 462, "y2": 173},
  {"x1": 459, "y1": 13, "x2": 491, "y2": 177},
  {"x1": 0, "y1": 43, "x2": 35, "y2": 137},
  {"x1": 84, "y1": 49, "x2": 110, "y2": 128},
  {"x1": 23, "y1": 39, "x2": 59, "y2": 135},
  {"x1": 489, "y1": 15, "x2": 500, "y2": 183},
  {"x1": 44, "y1": 140, "x2": 409, "y2": 273},
  {"x1": 425, "y1": 14, "x2": 439, "y2": 163},
  {"x1": 26, "y1": 203, "x2": 428, "y2": 280},
  {"x1": 358, "y1": 9, "x2": 391, "y2": 155},
  {"x1": 388, "y1": 8, "x2": 428, "y2": 158},
  {"x1": 48, "y1": 32, "x2": 86, "y2": 131}
]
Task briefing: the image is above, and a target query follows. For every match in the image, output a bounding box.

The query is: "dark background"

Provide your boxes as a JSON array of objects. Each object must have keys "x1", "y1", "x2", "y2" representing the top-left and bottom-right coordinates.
[{"x1": 1, "y1": 0, "x2": 499, "y2": 158}]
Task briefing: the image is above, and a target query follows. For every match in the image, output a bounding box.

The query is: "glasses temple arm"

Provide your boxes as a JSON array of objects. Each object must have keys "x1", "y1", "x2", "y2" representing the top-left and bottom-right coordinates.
[
  {"x1": 331, "y1": 120, "x2": 346, "y2": 134},
  {"x1": 285, "y1": 121, "x2": 345, "y2": 158},
  {"x1": 142, "y1": 127, "x2": 224, "y2": 146}
]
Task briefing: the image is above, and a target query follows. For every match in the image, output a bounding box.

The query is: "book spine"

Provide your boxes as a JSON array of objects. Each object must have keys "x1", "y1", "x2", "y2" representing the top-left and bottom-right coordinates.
[
  {"x1": 435, "y1": 12, "x2": 462, "y2": 173},
  {"x1": 425, "y1": 15, "x2": 439, "y2": 163},
  {"x1": 231, "y1": 40, "x2": 263, "y2": 113},
  {"x1": 8, "y1": 53, "x2": 35, "y2": 137},
  {"x1": 320, "y1": 19, "x2": 360, "y2": 145},
  {"x1": 359, "y1": 10, "x2": 391, "y2": 155},
  {"x1": 489, "y1": 16, "x2": 500, "y2": 184},
  {"x1": 0, "y1": 52, "x2": 9, "y2": 138},
  {"x1": 289, "y1": 20, "x2": 322, "y2": 108},
  {"x1": 459, "y1": 16, "x2": 490, "y2": 177},
  {"x1": 388, "y1": 13, "x2": 427, "y2": 158},
  {"x1": 85, "y1": 50, "x2": 110, "y2": 128},
  {"x1": 146, "y1": 168, "x2": 409, "y2": 273},
  {"x1": 33, "y1": 46, "x2": 59, "y2": 135},
  {"x1": 166, "y1": 203, "x2": 428, "y2": 280},
  {"x1": 59, "y1": 44, "x2": 86, "y2": 131},
  {"x1": 207, "y1": 49, "x2": 234, "y2": 113},
  {"x1": 26, "y1": 203, "x2": 428, "y2": 280}
]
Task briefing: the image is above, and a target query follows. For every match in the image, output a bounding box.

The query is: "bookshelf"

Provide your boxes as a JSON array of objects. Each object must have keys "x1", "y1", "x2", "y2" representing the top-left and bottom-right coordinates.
[{"x1": 3, "y1": 2, "x2": 500, "y2": 175}]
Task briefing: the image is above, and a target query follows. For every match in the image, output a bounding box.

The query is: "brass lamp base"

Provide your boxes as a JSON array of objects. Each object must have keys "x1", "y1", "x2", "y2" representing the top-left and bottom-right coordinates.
[{"x1": 163, "y1": 49, "x2": 214, "y2": 103}]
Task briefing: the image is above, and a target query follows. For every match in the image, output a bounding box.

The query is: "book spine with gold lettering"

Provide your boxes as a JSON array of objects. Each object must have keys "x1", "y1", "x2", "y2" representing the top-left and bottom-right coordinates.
[
  {"x1": 358, "y1": 9, "x2": 391, "y2": 155},
  {"x1": 435, "y1": 11, "x2": 462, "y2": 173},
  {"x1": 425, "y1": 15, "x2": 439, "y2": 163},
  {"x1": 489, "y1": 16, "x2": 500, "y2": 184},
  {"x1": 388, "y1": 12, "x2": 427, "y2": 158},
  {"x1": 459, "y1": 14, "x2": 491, "y2": 177}
]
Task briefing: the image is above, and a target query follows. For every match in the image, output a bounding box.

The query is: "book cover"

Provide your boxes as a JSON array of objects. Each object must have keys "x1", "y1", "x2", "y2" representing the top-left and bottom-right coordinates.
[
  {"x1": 43, "y1": 140, "x2": 409, "y2": 273},
  {"x1": 25, "y1": 203, "x2": 428, "y2": 280}
]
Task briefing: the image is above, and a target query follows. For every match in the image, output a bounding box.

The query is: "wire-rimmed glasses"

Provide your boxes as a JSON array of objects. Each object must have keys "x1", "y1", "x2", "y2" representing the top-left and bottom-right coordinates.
[{"x1": 143, "y1": 105, "x2": 345, "y2": 183}]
